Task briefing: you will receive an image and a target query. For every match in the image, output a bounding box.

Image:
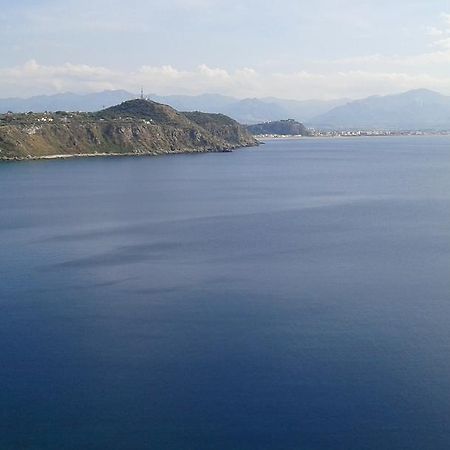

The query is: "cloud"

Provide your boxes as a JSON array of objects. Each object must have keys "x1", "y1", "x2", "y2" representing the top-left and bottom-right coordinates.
[
  {"x1": 426, "y1": 26, "x2": 445, "y2": 37},
  {"x1": 311, "y1": 49, "x2": 450, "y2": 70},
  {"x1": 426, "y1": 12, "x2": 450, "y2": 49},
  {"x1": 433, "y1": 38, "x2": 450, "y2": 49},
  {"x1": 440, "y1": 12, "x2": 450, "y2": 25},
  {"x1": 2, "y1": 59, "x2": 450, "y2": 100},
  {"x1": 0, "y1": 60, "x2": 117, "y2": 96}
]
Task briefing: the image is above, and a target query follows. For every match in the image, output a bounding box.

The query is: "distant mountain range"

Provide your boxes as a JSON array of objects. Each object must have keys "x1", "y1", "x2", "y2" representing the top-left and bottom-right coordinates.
[
  {"x1": 0, "y1": 90, "x2": 134, "y2": 114},
  {"x1": 0, "y1": 90, "x2": 348, "y2": 124},
  {"x1": 150, "y1": 94, "x2": 348, "y2": 124},
  {"x1": 309, "y1": 89, "x2": 450, "y2": 130},
  {"x1": 2, "y1": 88, "x2": 450, "y2": 130}
]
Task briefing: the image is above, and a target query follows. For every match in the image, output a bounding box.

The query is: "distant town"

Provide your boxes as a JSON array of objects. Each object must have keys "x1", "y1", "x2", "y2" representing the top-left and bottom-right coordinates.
[{"x1": 255, "y1": 129, "x2": 450, "y2": 139}]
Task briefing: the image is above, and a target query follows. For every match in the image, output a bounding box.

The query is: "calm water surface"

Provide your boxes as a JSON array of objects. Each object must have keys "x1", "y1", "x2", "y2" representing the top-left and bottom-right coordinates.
[{"x1": 1, "y1": 137, "x2": 450, "y2": 449}]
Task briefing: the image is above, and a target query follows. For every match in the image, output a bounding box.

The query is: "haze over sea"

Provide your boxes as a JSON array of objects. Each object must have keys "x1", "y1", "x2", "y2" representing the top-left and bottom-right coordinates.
[{"x1": 1, "y1": 137, "x2": 450, "y2": 450}]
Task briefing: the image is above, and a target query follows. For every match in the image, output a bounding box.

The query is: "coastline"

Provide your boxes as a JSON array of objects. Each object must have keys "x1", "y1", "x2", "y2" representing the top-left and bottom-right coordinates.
[
  {"x1": 257, "y1": 133, "x2": 450, "y2": 142},
  {"x1": 0, "y1": 99, "x2": 258, "y2": 163},
  {"x1": 0, "y1": 147, "x2": 241, "y2": 162}
]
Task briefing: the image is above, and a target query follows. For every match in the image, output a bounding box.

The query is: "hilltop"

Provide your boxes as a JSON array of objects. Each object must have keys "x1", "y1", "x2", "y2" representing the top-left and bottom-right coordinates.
[
  {"x1": 247, "y1": 119, "x2": 311, "y2": 136},
  {"x1": 0, "y1": 99, "x2": 257, "y2": 160}
]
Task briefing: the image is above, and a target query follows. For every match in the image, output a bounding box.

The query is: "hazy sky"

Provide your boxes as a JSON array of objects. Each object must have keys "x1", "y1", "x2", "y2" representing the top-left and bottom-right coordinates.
[{"x1": 2, "y1": 0, "x2": 450, "y2": 99}]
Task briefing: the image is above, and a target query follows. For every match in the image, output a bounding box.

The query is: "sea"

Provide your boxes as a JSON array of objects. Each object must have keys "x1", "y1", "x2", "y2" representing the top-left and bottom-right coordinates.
[{"x1": 1, "y1": 136, "x2": 450, "y2": 449}]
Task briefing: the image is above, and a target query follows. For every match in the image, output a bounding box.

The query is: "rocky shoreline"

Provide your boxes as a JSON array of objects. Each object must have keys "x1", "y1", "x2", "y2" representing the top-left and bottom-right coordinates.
[{"x1": 0, "y1": 146, "x2": 241, "y2": 162}]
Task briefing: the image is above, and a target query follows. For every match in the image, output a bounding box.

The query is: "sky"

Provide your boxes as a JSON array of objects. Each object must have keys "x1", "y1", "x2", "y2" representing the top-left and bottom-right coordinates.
[{"x1": 2, "y1": 0, "x2": 450, "y2": 99}]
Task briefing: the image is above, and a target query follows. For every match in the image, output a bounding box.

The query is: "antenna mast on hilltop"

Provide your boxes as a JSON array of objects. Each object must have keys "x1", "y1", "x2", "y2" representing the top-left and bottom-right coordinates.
[{"x1": 140, "y1": 87, "x2": 144, "y2": 100}]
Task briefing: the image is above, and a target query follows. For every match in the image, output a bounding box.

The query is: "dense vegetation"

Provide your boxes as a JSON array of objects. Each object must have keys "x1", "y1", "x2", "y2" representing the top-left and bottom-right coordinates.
[{"x1": 247, "y1": 119, "x2": 311, "y2": 136}]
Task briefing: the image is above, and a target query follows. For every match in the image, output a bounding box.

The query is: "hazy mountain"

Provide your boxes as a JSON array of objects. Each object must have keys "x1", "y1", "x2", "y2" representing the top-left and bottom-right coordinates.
[
  {"x1": 220, "y1": 98, "x2": 292, "y2": 124},
  {"x1": 261, "y1": 97, "x2": 350, "y2": 122},
  {"x1": 150, "y1": 95, "x2": 290, "y2": 123},
  {"x1": 148, "y1": 93, "x2": 236, "y2": 113},
  {"x1": 0, "y1": 90, "x2": 135, "y2": 113},
  {"x1": 0, "y1": 91, "x2": 348, "y2": 125},
  {"x1": 153, "y1": 95, "x2": 348, "y2": 124},
  {"x1": 5, "y1": 89, "x2": 450, "y2": 130},
  {"x1": 310, "y1": 89, "x2": 450, "y2": 130}
]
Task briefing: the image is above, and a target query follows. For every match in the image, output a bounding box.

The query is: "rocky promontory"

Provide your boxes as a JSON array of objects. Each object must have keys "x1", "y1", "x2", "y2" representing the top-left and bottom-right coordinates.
[
  {"x1": 247, "y1": 119, "x2": 311, "y2": 136},
  {"x1": 0, "y1": 99, "x2": 258, "y2": 160}
]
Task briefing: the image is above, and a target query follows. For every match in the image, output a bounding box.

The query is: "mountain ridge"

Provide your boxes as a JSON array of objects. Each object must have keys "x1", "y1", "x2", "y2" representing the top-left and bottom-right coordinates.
[
  {"x1": 0, "y1": 91, "x2": 349, "y2": 124},
  {"x1": 0, "y1": 99, "x2": 257, "y2": 160},
  {"x1": 3, "y1": 89, "x2": 450, "y2": 130},
  {"x1": 309, "y1": 89, "x2": 450, "y2": 130}
]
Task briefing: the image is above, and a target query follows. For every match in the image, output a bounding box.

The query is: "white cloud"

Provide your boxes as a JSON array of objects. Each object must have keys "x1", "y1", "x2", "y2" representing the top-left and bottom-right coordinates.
[
  {"x1": 311, "y1": 49, "x2": 450, "y2": 70},
  {"x1": 440, "y1": 12, "x2": 450, "y2": 25},
  {"x1": 0, "y1": 60, "x2": 118, "y2": 96},
  {"x1": 2, "y1": 59, "x2": 450, "y2": 100},
  {"x1": 426, "y1": 26, "x2": 445, "y2": 37},
  {"x1": 434, "y1": 38, "x2": 450, "y2": 49},
  {"x1": 426, "y1": 12, "x2": 450, "y2": 49}
]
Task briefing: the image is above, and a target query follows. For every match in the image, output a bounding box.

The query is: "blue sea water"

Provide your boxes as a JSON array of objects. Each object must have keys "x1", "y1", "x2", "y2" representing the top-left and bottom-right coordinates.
[{"x1": 1, "y1": 136, "x2": 450, "y2": 450}]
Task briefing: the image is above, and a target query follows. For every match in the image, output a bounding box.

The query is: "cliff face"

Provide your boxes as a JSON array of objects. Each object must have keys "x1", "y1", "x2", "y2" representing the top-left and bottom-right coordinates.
[{"x1": 0, "y1": 99, "x2": 258, "y2": 160}]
